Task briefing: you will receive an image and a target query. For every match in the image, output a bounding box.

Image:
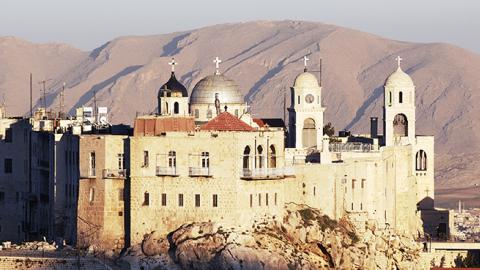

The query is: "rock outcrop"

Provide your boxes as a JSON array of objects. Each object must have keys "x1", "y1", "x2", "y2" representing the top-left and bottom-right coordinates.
[{"x1": 120, "y1": 203, "x2": 425, "y2": 269}]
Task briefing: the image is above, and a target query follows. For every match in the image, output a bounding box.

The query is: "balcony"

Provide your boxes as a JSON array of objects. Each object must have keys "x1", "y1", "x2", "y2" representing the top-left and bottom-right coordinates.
[
  {"x1": 241, "y1": 167, "x2": 294, "y2": 180},
  {"x1": 102, "y1": 169, "x2": 126, "y2": 179},
  {"x1": 189, "y1": 167, "x2": 213, "y2": 177},
  {"x1": 156, "y1": 166, "x2": 178, "y2": 176}
]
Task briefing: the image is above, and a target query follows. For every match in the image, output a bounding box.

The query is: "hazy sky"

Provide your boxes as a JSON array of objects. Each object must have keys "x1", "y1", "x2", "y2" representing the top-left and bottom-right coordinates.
[{"x1": 1, "y1": 0, "x2": 478, "y2": 53}]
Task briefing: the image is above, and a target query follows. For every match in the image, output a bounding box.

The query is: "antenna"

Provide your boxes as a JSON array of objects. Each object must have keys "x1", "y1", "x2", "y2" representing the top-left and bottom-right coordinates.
[
  {"x1": 38, "y1": 79, "x2": 52, "y2": 109},
  {"x1": 30, "y1": 73, "x2": 33, "y2": 117},
  {"x1": 59, "y1": 82, "x2": 66, "y2": 118},
  {"x1": 283, "y1": 88, "x2": 287, "y2": 124},
  {"x1": 319, "y1": 57, "x2": 323, "y2": 87}
]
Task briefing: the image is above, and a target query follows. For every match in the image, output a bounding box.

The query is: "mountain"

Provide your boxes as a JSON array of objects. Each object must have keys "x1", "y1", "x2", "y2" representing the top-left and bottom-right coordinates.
[{"x1": 1, "y1": 21, "x2": 479, "y2": 208}]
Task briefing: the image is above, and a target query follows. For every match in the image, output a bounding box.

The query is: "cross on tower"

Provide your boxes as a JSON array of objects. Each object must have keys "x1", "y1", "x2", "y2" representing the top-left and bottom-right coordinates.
[
  {"x1": 395, "y1": 56, "x2": 403, "y2": 68},
  {"x1": 213, "y1": 57, "x2": 222, "y2": 75},
  {"x1": 168, "y1": 58, "x2": 178, "y2": 72}
]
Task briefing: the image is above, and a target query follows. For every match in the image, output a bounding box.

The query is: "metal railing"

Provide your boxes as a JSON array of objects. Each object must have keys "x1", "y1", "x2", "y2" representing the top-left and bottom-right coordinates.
[
  {"x1": 189, "y1": 167, "x2": 212, "y2": 177},
  {"x1": 241, "y1": 167, "x2": 294, "y2": 178},
  {"x1": 102, "y1": 169, "x2": 126, "y2": 179},
  {"x1": 329, "y1": 142, "x2": 375, "y2": 153},
  {"x1": 156, "y1": 166, "x2": 178, "y2": 176}
]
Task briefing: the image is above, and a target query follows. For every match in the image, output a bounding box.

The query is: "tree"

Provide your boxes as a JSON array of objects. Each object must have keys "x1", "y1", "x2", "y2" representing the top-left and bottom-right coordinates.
[{"x1": 323, "y1": 122, "x2": 335, "y2": 137}]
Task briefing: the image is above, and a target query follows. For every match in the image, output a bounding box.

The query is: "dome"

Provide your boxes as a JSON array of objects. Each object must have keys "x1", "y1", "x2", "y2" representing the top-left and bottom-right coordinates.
[
  {"x1": 190, "y1": 74, "x2": 244, "y2": 104},
  {"x1": 294, "y1": 71, "x2": 319, "y2": 88},
  {"x1": 385, "y1": 67, "x2": 414, "y2": 88},
  {"x1": 158, "y1": 72, "x2": 188, "y2": 98}
]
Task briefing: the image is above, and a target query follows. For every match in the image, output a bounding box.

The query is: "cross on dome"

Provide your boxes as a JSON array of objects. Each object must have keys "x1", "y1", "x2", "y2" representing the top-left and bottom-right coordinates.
[
  {"x1": 213, "y1": 57, "x2": 222, "y2": 75},
  {"x1": 168, "y1": 58, "x2": 178, "y2": 72},
  {"x1": 395, "y1": 56, "x2": 403, "y2": 68},
  {"x1": 303, "y1": 55, "x2": 310, "y2": 69}
]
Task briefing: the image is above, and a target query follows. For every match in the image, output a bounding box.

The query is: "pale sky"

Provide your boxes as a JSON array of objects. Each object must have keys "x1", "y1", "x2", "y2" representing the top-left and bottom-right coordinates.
[{"x1": 1, "y1": 0, "x2": 478, "y2": 53}]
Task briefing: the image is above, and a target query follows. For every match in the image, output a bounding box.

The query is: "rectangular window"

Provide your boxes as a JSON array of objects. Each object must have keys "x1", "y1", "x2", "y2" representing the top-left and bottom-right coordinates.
[
  {"x1": 352, "y1": 179, "x2": 356, "y2": 189},
  {"x1": 360, "y1": 203, "x2": 363, "y2": 210},
  {"x1": 361, "y1": 179, "x2": 366, "y2": 189},
  {"x1": 144, "y1": 192, "x2": 150, "y2": 206},
  {"x1": 5, "y1": 128, "x2": 12, "y2": 143},
  {"x1": 195, "y1": 194, "x2": 200, "y2": 207},
  {"x1": 117, "y1": 153, "x2": 125, "y2": 170},
  {"x1": 313, "y1": 186, "x2": 316, "y2": 196},
  {"x1": 297, "y1": 95, "x2": 300, "y2": 104},
  {"x1": 89, "y1": 152, "x2": 96, "y2": 176},
  {"x1": 201, "y1": 152, "x2": 210, "y2": 168},
  {"x1": 213, "y1": 194, "x2": 218, "y2": 207},
  {"x1": 89, "y1": 188, "x2": 95, "y2": 202},
  {"x1": 351, "y1": 203, "x2": 354, "y2": 210},
  {"x1": 274, "y1": 193, "x2": 277, "y2": 206},
  {"x1": 4, "y1": 158, "x2": 12, "y2": 174},
  {"x1": 119, "y1": 189, "x2": 124, "y2": 201},
  {"x1": 143, "y1": 151, "x2": 149, "y2": 167},
  {"x1": 258, "y1": 193, "x2": 261, "y2": 206},
  {"x1": 178, "y1": 194, "x2": 184, "y2": 207},
  {"x1": 161, "y1": 193, "x2": 167, "y2": 206},
  {"x1": 250, "y1": 194, "x2": 253, "y2": 208},
  {"x1": 265, "y1": 193, "x2": 269, "y2": 206}
]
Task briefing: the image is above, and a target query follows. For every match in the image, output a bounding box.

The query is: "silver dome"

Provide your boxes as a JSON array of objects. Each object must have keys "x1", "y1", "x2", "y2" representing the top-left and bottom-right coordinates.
[{"x1": 190, "y1": 74, "x2": 245, "y2": 104}]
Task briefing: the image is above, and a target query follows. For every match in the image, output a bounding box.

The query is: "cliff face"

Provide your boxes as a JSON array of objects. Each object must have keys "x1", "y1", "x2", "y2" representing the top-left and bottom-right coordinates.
[{"x1": 120, "y1": 204, "x2": 425, "y2": 270}]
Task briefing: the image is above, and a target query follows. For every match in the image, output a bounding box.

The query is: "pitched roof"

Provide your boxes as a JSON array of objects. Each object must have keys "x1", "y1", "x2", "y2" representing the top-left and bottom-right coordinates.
[{"x1": 200, "y1": 112, "x2": 255, "y2": 132}]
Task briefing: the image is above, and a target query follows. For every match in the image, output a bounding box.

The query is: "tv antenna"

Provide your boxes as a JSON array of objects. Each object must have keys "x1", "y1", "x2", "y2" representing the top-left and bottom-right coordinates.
[
  {"x1": 58, "y1": 82, "x2": 66, "y2": 118},
  {"x1": 38, "y1": 79, "x2": 52, "y2": 109}
]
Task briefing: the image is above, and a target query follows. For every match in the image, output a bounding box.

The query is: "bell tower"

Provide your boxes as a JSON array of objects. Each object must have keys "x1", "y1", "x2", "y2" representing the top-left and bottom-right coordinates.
[
  {"x1": 288, "y1": 56, "x2": 325, "y2": 150},
  {"x1": 383, "y1": 56, "x2": 416, "y2": 146}
]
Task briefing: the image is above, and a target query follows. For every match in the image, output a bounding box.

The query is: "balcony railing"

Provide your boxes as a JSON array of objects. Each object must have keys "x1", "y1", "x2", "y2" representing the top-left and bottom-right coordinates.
[
  {"x1": 329, "y1": 142, "x2": 375, "y2": 153},
  {"x1": 102, "y1": 169, "x2": 126, "y2": 179},
  {"x1": 156, "y1": 166, "x2": 178, "y2": 176},
  {"x1": 241, "y1": 167, "x2": 294, "y2": 179},
  {"x1": 189, "y1": 167, "x2": 212, "y2": 177}
]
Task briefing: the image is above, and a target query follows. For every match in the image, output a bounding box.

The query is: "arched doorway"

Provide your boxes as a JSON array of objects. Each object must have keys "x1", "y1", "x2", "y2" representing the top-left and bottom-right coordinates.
[
  {"x1": 174, "y1": 102, "x2": 179, "y2": 114},
  {"x1": 302, "y1": 118, "x2": 317, "y2": 148},
  {"x1": 268, "y1": 145, "x2": 276, "y2": 168},
  {"x1": 393, "y1": 114, "x2": 408, "y2": 137},
  {"x1": 243, "y1": 146, "x2": 250, "y2": 169},
  {"x1": 257, "y1": 145, "x2": 264, "y2": 168}
]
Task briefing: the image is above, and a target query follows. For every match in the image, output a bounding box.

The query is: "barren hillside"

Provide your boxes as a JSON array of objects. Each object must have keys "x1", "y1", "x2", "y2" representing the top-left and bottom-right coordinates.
[{"x1": 1, "y1": 21, "x2": 479, "y2": 207}]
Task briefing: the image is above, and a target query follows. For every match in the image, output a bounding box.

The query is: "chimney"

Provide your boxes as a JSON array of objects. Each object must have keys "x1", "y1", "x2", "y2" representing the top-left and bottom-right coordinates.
[{"x1": 370, "y1": 117, "x2": 378, "y2": 138}]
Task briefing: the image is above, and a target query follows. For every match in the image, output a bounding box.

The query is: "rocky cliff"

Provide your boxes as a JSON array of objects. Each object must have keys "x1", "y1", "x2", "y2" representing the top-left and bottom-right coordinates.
[{"x1": 120, "y1": 204, "x2": 425, "y2": 270}]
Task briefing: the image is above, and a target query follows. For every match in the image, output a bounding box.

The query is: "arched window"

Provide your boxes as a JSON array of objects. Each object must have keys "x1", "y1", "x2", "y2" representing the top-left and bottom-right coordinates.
[
  {"x1": 243, "y1": 146, "x2": 251, "y2": 169},
  {"x1": 416, "y1": 150, "x2": 427, "y2": 171},
  {"x1": 393, "y1": 114, "x2": 408, "y2": 137},
  {"x1": 302, "y1": 118, "x2": 317, "y2": 148},
  {"x1": 399, "y1": 91, "x2": 403, "y2": 104},
  {"x1": 174, "y1": 102, "x2": 179, "y2": 114},
  {"x1": 268, "y1": 145, "x2": 276, "y2": 168},
  {"x1": 168, "y1": 151, "x2": 176, "y2": 168},
  {"x1": 257, "y1": 145, "x2": 264, "y2": 168}
]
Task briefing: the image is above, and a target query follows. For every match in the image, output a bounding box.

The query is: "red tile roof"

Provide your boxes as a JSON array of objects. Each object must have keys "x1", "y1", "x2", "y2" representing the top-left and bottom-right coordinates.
[{"x1": 200, "y1": 112, "x2": 255, "y2": 132}]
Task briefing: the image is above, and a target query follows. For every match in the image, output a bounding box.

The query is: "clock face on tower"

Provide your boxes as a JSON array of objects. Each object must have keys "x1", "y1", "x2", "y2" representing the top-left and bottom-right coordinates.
[{"x1": 305, "y1": 94, "x2": 314, "y2": 104}]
